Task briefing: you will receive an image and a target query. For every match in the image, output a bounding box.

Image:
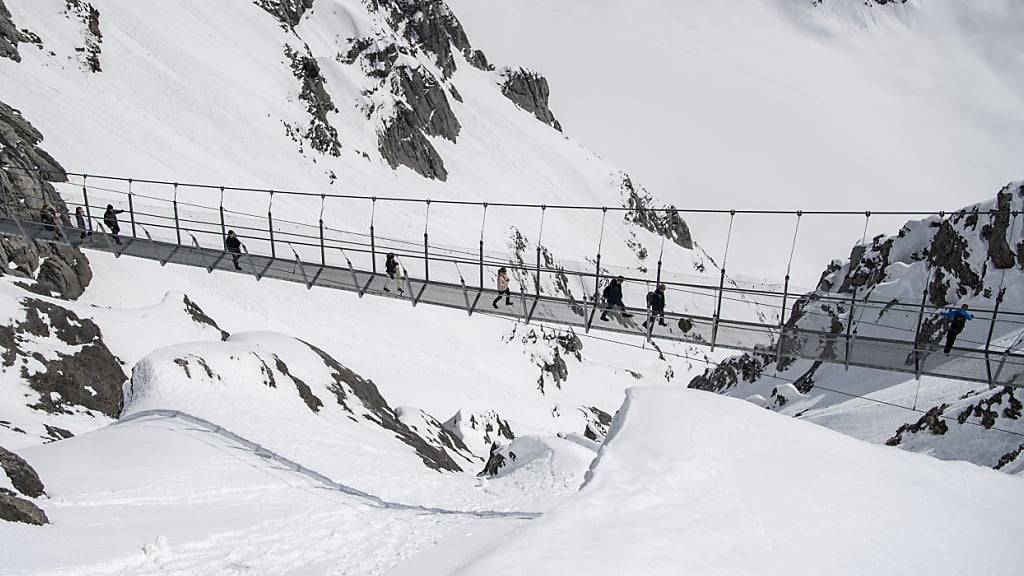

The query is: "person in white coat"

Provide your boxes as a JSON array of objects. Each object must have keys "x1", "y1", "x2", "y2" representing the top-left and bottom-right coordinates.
[
  {"x1": 383, "y1": 252, "x2": 405, "y2": 294},
  {"x1": 492, "y1": 267, "x2": 513, "y2": 308}
]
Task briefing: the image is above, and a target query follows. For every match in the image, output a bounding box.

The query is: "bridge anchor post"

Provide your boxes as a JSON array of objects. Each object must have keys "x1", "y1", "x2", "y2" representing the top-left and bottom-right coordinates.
[{"x1": 985, "y1": 288, "x2": 1004, "y2": 387}]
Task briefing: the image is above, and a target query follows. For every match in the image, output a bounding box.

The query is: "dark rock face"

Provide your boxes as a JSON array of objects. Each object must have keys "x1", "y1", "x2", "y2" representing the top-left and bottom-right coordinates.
[
  {"x1": 64, "y1": 0, "x2": 103, "y2": 73},
  {"x1": 183, "y1": 295, "x2": 230, "y2": 341},
  {"x1": 0, "y1": 488, "x2": 48, "y2": 525},
  {"x1": 394, "y1": 65, "x2": 461, "y2": 142},
  {"x1": 379, "y1": 106, "x2": 448, "y2": 181},
  {"x1": 272, "y1": 354, "x2": 323, "y2": 413},
  {"x1": 501, "y1": 68, "x2": 562, "y2": 131},
  {"x1": 302, "y1": 340, "x2": 463, "y2": 471},
  {"x1": 365, "y1": 58, "x2": 459, "y2": 180},
  {"x1": 255, "y1": 0, "x2": 314, "y2": 28},
  {"x1": 371, "y1": 0, "x2": 478, "y2": 78},
  {"x1": 1, "y1": 101, "x2": 92, "y2": 300},
  {"x1": 3, "y1": 298, "x2": 126, "y2": 419},
  {"x1": 397, "y1": 407, "x2": 478, "y2": 465},
  {"x1": 886, "y1": 405, "x2": 949, "y2": 446},
  {"x1": 984, "y1": 189, "x2": 1016, "y2": 270},
  {"x1": 0, "y1": 446, "x2": 45, "y2": 497},
  {"x1": 0, "y1": 0, "x2": 27, "y2": 62},
  {"x1": 477, "y1": 442, "x2": 507, "y2": 477},
  {"x1": 27, "y1": 243, "x2": 94, "y2": 299},
  {"x1": 285, "y1": 46, "x2": 341, "y2": 157},
  {"x1": 621, "y1": 174, "x2": 694, "y2": 250},
  {"x1": 927, "y1": 220, "x2": 982, "y2": 304},
  {"x1": 582, "y1": 406, "x2": 612, "y2": 441},
  {"x1": 689, "y1": 352, "x2": 772, "y2": 394}
]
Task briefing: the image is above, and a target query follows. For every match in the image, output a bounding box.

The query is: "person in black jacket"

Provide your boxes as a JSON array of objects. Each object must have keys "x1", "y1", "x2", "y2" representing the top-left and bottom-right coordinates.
[
  {"x1": 642, "y1": 283, "x2": 667, "y2": 329},
  {"x1": 103, "y1": 204, "x2": 125, "y2": 245},
  {"x1": 225, "y1": 230, "x2": 243, "y2": 270},
  {"x1": 74, "y1": 206, "x2": 91, "y2": 241},
  {"x1": 600, "y1": 275, "x2": 630, "y2": 321},
  {"x1": 39, "y1": 203, "x2": 61, "y2": 240}
]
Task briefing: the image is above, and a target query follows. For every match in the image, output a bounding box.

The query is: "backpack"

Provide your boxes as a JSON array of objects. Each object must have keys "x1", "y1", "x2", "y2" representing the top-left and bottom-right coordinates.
[{"x1": 646, "y1": 291, "x2": 655, "y2": 307}]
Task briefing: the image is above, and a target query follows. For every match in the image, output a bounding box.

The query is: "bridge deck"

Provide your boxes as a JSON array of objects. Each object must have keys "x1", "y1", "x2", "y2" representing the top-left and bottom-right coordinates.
[{"x1": 4, "y1": 216, "x2": 1023, "y2": 388}]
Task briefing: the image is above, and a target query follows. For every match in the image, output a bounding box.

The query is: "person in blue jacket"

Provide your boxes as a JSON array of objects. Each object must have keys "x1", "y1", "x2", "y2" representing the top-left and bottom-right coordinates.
[{"x1": 943, "y1": 304, "x2": 974, "y2": 354}]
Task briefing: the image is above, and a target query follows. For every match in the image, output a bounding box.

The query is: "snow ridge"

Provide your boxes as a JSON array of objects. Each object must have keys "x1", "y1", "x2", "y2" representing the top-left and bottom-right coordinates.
[{"x1": 120, "y1": 409, "x2": 540, "y2": 520}]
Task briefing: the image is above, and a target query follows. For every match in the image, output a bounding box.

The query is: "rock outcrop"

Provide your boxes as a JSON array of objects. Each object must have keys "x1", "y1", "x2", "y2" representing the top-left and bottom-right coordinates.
[
  {"x1": 285, "y1": 46, "x2": 341, "y2": 157},
  {"x1": 0, "y1": 445, "x2": 47, "y2": 525},
  {"x1": 378, "y1": 106, "x2": 449, "y2": 180},
  {"x1": 370, "y1": 0, "x2": 488, "y2": 77},
  {"x1": 393, "y1": 65, "x2": 461, "y2": 142},
  {"x1": 501, "y1": 68, "x2": 562, "y2": 131},
  {"x1": 64, "y1": 0, "x2": 102, "y2": 73},
  {"x1": 0, "y1": 488, "x2": 48, "y2": 525},
  {"x1": 620, "y1": 174, "x2": 694, "y2": 250},
  {"x1": 302, "y1": 340, "x2": 464, "y2": 471},
  {"x1": 0, "y1": 446, "x2": 44, "y2": 498},
  {"x1": 0, "y1": 101, "x2": 92, "y2": 300},
  {"x1": 7, "y1": 298, "x2": 126, "y2": 419},
  {"x1": 0, "y1": 0, "x2": 39, "y2": 63},
  {"x1": 255, "y1": 0, "x2": 314, "y2": 28}
]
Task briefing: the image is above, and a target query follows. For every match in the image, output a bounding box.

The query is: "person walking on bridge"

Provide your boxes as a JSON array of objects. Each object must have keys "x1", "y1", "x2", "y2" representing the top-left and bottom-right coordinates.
[
  {"x1": 74, "y1": 206, "x2": 91, "y2": 241},
  {"x1": 384, "y1": 252, "x2": 405, "y2": 294},
  {"x1": 943, "y1": 304, "x2": 974, "y2": 354},
  {"x1": 225, "y1": 230, "x2": 243, "y2": 271},
  {"x1": 492, "y1": 267, "x2": 513, "y2": 308},
  {"x1": 103, "y1": 204, "x2": 125, "y2": 245},
  {"x1": 642, "y1": 283, "x2": 667, "y2": 329},
  {"x1": 600, "y1": 275, "x2": 631, "y2": 321},
  {"x1": 39, "y1": 203, "x2": 60, "y2": 240}
]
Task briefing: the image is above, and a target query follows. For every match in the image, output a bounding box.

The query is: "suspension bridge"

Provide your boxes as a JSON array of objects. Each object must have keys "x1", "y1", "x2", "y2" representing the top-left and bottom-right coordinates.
[{"x1": 2, "y1": 169, "x2": 1023, "y2": 388}]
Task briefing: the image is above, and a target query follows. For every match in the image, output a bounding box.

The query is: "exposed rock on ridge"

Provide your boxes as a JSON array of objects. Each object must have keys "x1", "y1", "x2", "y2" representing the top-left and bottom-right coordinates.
[
  {"x1": 286, "y1": 46, "x2": 342, "y2": 157},
  {"x1": 64, "y1": 0, "x2": 102, "y2": 72},
  {"x1": 256, "y1": 0, "x2": 314, "y2": 28},
  {"x1": 0, "y1": 102, "x2": 92, "y2": 300},
  {"x1": 501, "y1": 68, "x2": 562, "y2": 131}
]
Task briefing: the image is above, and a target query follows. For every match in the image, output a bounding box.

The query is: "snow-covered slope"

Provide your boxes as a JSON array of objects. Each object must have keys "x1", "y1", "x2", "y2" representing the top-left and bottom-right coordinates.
[{"x1": 457, "y1": 387, "x2": 1024, "y2": 576}]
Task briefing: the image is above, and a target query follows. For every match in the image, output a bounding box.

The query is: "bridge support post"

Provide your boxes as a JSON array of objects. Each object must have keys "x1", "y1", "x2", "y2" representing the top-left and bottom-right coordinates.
[
  {"x1": 535, "y1": 206, "x2": 545, "y2": 299},
  {"x1": 586, "y1": 253, "x2": 602, "y2": 333},
  {"x1": 319, "y1": 219, "x2": 326, "y2": 267},
  {"x1": 913, "y1": 273, "x2": 931, "y2": 380},
  {"x1": 81, "y1": 175, "x2": 92, "y2": 229},
  {"x1": 218, "y1": 187, "x2": 226, "y2": 242},
  {"x1": 370, "y1": 198, "x2": 377, "y2": 274},
  {"x1": 844, "y1": 286, "x2": 858, "y2": 370},
  {"x1": 479, "y1": 203, "x2": 487, "y2": 290},
  {"x1": 775, "y1": 274, "x2": 791, "y2": 363},
  {"x1": 267, "y1": 191, "x2": 275, "y2": 260},
  {"x1": 586, "y1": 208, "x2": 608, "y2": 333},
  {"x1": 646, "y1": 258, "x2": 662, "y2": 343},
  {"x1": 128, "y1": 179, "x2": 136, "y2": 238},
  {"x1": 423, "y1": 200, "x2": 431, "y2": 283},
  {"x1": 710, "y1": 268, "x2": 725, "y2": 351},
  {"x1": 710, "y1": 210, "x2": 735, "y2": 352},
  {"x1": 985, "y1": 288, "x2": 1004, "y2": 387},
  {"x1": 172, "y1": 183, "x2": 181, "y2": 246}
]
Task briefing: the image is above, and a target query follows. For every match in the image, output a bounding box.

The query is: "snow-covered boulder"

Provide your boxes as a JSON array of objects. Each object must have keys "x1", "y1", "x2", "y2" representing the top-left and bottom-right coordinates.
[{"x1": 126, "y1": 332, "x2": 467, "y2": 472}]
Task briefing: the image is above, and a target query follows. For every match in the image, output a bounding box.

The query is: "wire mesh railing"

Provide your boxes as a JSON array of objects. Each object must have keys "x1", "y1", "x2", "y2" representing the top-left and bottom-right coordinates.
[{"x1": 3, "y1": 167, "x2": 1024, "y2": 388}]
